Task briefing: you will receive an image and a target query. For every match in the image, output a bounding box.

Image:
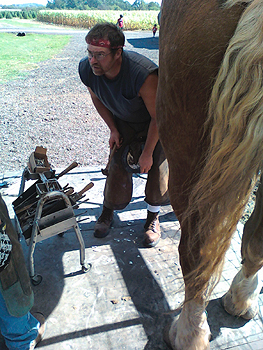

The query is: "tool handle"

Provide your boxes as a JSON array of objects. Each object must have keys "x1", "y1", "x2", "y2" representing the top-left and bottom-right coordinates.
[
  {"x1": 104, "y1": 143, "x2": 117, "y2": 171},
  {"x1": 64, "y1": 188, "x2": 74, "y2": 196},
  {"x1": 57, "y1": 162, "x2": 78, "y2": 178},
  {"x1": 77, "y1": 182, "x2": 94, "y2": 197},
  {"x1": 109, "y1": 143, "x2": 117, "y2": 161}
]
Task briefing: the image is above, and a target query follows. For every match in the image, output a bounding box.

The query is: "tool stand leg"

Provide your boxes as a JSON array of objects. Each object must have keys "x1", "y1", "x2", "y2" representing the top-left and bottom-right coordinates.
[
  {"x1": 18, "y1": 167, "x2": 30, "y2": 196},
  {"x1": 28, "y1": 232, "x2": 42, "y2": 286},
  {"x1": 74, "y1": 224, "x2": 91, "y2": 273},
  {"x1": 28, "y1": 195, "x2": 46, "y2": 285},
  {"x1": 28, "y1": 237, "x2": 42, "y2": 286}
]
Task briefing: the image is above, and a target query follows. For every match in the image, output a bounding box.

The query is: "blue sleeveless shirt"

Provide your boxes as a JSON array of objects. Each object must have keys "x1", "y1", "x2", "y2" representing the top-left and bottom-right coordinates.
[{"x1": 78, "y1": 50, "x2": 158, "y2": 123}]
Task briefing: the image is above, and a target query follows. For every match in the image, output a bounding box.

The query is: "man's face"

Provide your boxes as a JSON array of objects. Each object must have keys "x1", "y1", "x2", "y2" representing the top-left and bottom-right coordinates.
[{"x1": 87, "y1": 44, "x2": 116, "y2": 76}]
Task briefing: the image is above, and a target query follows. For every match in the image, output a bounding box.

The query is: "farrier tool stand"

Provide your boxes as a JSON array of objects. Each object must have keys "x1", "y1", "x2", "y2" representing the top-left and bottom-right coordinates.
[{"x1": 13, "y1": 147, "x2": 93, "y2": 285}]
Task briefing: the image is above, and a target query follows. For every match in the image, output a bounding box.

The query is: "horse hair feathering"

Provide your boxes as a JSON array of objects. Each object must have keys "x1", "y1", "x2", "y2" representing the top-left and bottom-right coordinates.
[{"x1": 183, "y1": 0, "x2": 263, "y2": 300}]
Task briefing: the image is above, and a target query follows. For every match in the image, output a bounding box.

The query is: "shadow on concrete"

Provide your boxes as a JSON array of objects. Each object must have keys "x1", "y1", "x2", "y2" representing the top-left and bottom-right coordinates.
[
  {"x1": 8, "y1": 196, "x2": 174, "y2": 349},
  {"x1": 110, "y1": 242, "x2": 173, "y2": 349},
  {"x1": 207, "y1": 297, "x2": 249, "y2": 341},
  {"x1": 127, "y1": 37, "x2": 159, "y2": 50},
  {"x1": 39, "y1": 318, "x2": 143, "y2": 346},
  {"x1": 0, "y1": 193, "x2": 257, "y2": 349}
]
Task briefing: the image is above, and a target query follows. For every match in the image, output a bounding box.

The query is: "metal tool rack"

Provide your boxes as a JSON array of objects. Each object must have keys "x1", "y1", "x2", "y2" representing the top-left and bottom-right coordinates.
[{"x1": 13, "y1": 147, "x2": 93, "y2": 285}]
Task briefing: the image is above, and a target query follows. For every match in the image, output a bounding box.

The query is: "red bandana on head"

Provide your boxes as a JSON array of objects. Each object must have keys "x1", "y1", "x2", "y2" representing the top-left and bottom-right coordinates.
[
  {"x1": 87, "y1": 38, "x2": 111, "y2": 48},
  {"x1": 86, "y1": 38, "x2": 123, "y2": 50}
]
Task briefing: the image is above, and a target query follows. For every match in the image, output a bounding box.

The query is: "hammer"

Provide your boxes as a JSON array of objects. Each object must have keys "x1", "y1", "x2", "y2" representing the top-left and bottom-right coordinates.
[
  {"x1": 101, "y1": 143, "x2": 117, "y2": 176},
  {"x1": 56, "y1": 161, "x2": 79, "y2": 179},
  {"x1": 69, "y1": 182, "x2": 94, "y2": 204}
]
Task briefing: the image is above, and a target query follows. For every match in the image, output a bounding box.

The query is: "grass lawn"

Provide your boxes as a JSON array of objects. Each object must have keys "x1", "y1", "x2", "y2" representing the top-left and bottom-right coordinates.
[
  {"x1": 0, "y1": 18, "x2": 80, "y2": 29},
  {"x1": 0, "y1": 18, "x2": 51, "y2": 28},
  {"x1": 0, "y1": 32, "x2": 71, "y2": 83}
]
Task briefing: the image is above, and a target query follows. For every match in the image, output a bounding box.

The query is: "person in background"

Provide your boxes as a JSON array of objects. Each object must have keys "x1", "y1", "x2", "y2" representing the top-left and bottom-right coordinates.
[
  {"x1": 79, "y1": 23, "x2": 169, "y2": 248},
  {"x1": 152, "y1": 24, "x2": 158, "y2": 37},
  {"x1": 0, "y1": 194, "x2": 46, "y2": 350},
  {"x1": 116, "y1": 14, "x2": 124, "y2": 30}
]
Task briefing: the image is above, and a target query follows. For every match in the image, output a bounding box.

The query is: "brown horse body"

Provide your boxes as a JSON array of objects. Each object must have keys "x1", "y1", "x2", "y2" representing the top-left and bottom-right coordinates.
[{"x1": 157, "y1": 0, "x2": 263, "y2": 349}]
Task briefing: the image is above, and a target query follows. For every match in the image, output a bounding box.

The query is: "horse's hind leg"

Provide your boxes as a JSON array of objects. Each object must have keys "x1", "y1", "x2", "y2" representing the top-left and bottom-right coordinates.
[
  {"x1": 223, "y1": 176, "x2": 263, "y2": 319},
  {"x1": 164, "y1": 220, "x2": 212, "y2": 350},
  {"x1": 165, "y1": 295, "x2": 211, "y2": 350},
  {"x1": 222, "y1": 267, "x2": 262, "y2": 319}
]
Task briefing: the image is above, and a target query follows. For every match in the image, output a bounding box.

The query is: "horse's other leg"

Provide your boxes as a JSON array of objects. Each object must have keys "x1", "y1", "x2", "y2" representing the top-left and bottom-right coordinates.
[
  {"x1": 165, "y1": 218, "x2": 212, "y2": 350},
  {"x1": 223, "y1": 176, "x2": 263, "y2": 319},
  {"x1": 163, "y1": 172, "x2": 211, "y2": 349},
  {"x1": 222, "y1": 267, "x2": 262, "y2": 319},
  {"x1": 166, "y1": 288, "x2": 211, "y2": 350},
  {"x1": 166, "y1": 301, "x2": 210, "y2": 350}
]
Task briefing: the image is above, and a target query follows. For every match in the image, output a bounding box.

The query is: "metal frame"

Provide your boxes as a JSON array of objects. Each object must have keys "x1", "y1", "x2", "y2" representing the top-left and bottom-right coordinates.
[{"x1": 13, "y1": 166, "x2": 91, "y2": 285}]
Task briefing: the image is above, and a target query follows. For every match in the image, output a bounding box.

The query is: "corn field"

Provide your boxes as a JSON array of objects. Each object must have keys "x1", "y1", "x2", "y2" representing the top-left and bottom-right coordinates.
[{"x1": 37, "y1": 10, "x2": 159, "y2": 30}]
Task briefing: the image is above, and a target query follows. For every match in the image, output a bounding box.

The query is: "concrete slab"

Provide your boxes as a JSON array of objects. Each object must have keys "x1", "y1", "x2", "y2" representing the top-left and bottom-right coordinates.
[{"x1": 0, "y1": 167, "x2": 262, "y2": 350}]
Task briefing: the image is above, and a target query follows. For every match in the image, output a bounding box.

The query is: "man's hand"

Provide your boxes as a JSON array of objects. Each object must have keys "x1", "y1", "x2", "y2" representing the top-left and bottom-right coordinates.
[
  {"x1": 109, "y1": 130, "x2": 122, "y2": 149},
  {"x1": 138, "y1": 151, "x2": 153, "y2": 173}
]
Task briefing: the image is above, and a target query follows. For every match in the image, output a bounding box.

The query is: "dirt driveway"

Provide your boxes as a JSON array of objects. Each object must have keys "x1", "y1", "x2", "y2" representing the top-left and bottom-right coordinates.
[{"x1": 0, "y1": 24, "x2": 159, "y2": 173}]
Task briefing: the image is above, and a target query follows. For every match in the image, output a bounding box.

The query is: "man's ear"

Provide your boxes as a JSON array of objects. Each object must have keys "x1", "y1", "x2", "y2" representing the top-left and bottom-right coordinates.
[{"x1": 115, "y1": 48, "x2": 122, "y2": 59}]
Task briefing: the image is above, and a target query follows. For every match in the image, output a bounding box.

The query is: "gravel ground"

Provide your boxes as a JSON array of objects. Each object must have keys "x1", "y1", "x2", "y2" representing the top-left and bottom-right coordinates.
[{"x1": 0, "y1": 29, "x2": 159, "y2": 174}]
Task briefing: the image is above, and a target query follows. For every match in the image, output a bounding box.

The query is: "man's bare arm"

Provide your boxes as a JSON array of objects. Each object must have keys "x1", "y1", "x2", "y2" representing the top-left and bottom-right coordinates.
[
  {"x1": 138, "y1": 73, "x2": 159, "y2": 173},
  {"x1": 88, "y1": 88, "x2": 121, "y2": 148}
]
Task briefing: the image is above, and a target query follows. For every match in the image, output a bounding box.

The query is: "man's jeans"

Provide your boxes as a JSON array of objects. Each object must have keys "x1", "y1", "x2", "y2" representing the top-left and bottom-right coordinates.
[
  {"x1": 0, "y1": 292, "x2": 39, "y2": 350},
  {"x1": 104, "y1": 118, "x2": 169, "y2": 210}
]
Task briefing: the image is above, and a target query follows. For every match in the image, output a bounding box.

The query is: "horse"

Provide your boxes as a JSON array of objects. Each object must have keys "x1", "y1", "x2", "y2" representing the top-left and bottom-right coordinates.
[{"x1": 156, "y1": 0, "x2": 263, "y2": 349}]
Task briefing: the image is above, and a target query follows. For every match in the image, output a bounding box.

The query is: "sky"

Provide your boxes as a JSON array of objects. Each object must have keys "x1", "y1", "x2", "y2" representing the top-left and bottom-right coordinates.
[{"x1": 0, "y1": 0, "x2": 161, "y2": 6}]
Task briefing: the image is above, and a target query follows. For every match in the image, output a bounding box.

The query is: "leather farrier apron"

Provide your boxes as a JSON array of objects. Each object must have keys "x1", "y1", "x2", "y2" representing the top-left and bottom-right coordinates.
[{"x1": 0, "y1": 194, "x2": 34, "y2": 317}]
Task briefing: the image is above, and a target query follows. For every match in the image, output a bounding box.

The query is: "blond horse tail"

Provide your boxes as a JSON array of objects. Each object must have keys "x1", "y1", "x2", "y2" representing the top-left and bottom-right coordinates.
[{"x1": 183, "y1": 0, "x2": 263, "y2": 300}]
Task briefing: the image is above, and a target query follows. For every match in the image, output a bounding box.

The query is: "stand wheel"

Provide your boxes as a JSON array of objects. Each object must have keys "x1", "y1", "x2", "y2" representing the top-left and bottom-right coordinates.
[
  {"x1": 82, "y1": 263, "x2": 92, "y2": 273},
  {"x1": 31, "y1": 274, "x2": 42, "y2": 286}
]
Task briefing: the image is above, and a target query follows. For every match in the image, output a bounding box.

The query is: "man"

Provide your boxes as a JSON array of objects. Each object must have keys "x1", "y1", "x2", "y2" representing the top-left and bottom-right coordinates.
[
  {"x1": 0, "y1": 194, "x2": 46, "y2": 349},
  {"x1": 152, "y1": 24, "x2": 158, "y2": 37},
  {"x1": 116, "y1": 14, "x2": 124, "y2": 30},
  {"x1": 79, "y1": 23, "x2": 169, "y2": 247}
]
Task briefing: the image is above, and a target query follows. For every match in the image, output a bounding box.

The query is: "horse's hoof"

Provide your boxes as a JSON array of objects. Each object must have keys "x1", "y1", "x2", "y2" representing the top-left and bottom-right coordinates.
[
  {"x1": 222, "y1": 293, "x2": 258, "y2": 320},
  {"x1": 241, "y1": 304, "x2": 259, "y2": 320}
]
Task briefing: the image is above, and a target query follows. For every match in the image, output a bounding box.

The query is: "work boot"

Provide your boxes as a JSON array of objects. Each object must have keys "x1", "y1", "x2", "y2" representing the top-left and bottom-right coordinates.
[
  {"x1": 94, "y1": 205, "x2": 114, "y2": 238},
  {"x1": 143, "y1": 211, "x2": 161, "y2": 248},
  {"x1": 30, "y1": 313, "x2": 46, "y2": 350}
]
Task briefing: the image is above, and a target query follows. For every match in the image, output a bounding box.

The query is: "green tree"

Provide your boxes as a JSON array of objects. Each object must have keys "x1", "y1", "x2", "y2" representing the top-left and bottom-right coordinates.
[
  {"x1": 132, "y1": 0, "x2": 147, "y2": 10},
  {"x1": 66, "y1": 0, "x2": 77, "y2": 9},
  {"x1": 47, "y1": 0, "x2": 66, "y2": 9},
  {"x1": 46, "y1": 0, "x2": 159, "y2": 10},
  {"x1": 86, "y1": 0, "x2": 99, "y2": 8},
  {"x1": 148, "y1": 2, "x2": 160, "y2": 10}
]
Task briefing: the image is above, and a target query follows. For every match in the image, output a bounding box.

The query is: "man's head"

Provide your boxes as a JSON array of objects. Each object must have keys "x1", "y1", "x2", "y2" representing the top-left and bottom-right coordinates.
[
  {"x1": 85, "y1": 23, "x2": 125, "y2": 77},
  {"x1": 85, "y1": 22, "x2": 125, "y2": 54}
]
